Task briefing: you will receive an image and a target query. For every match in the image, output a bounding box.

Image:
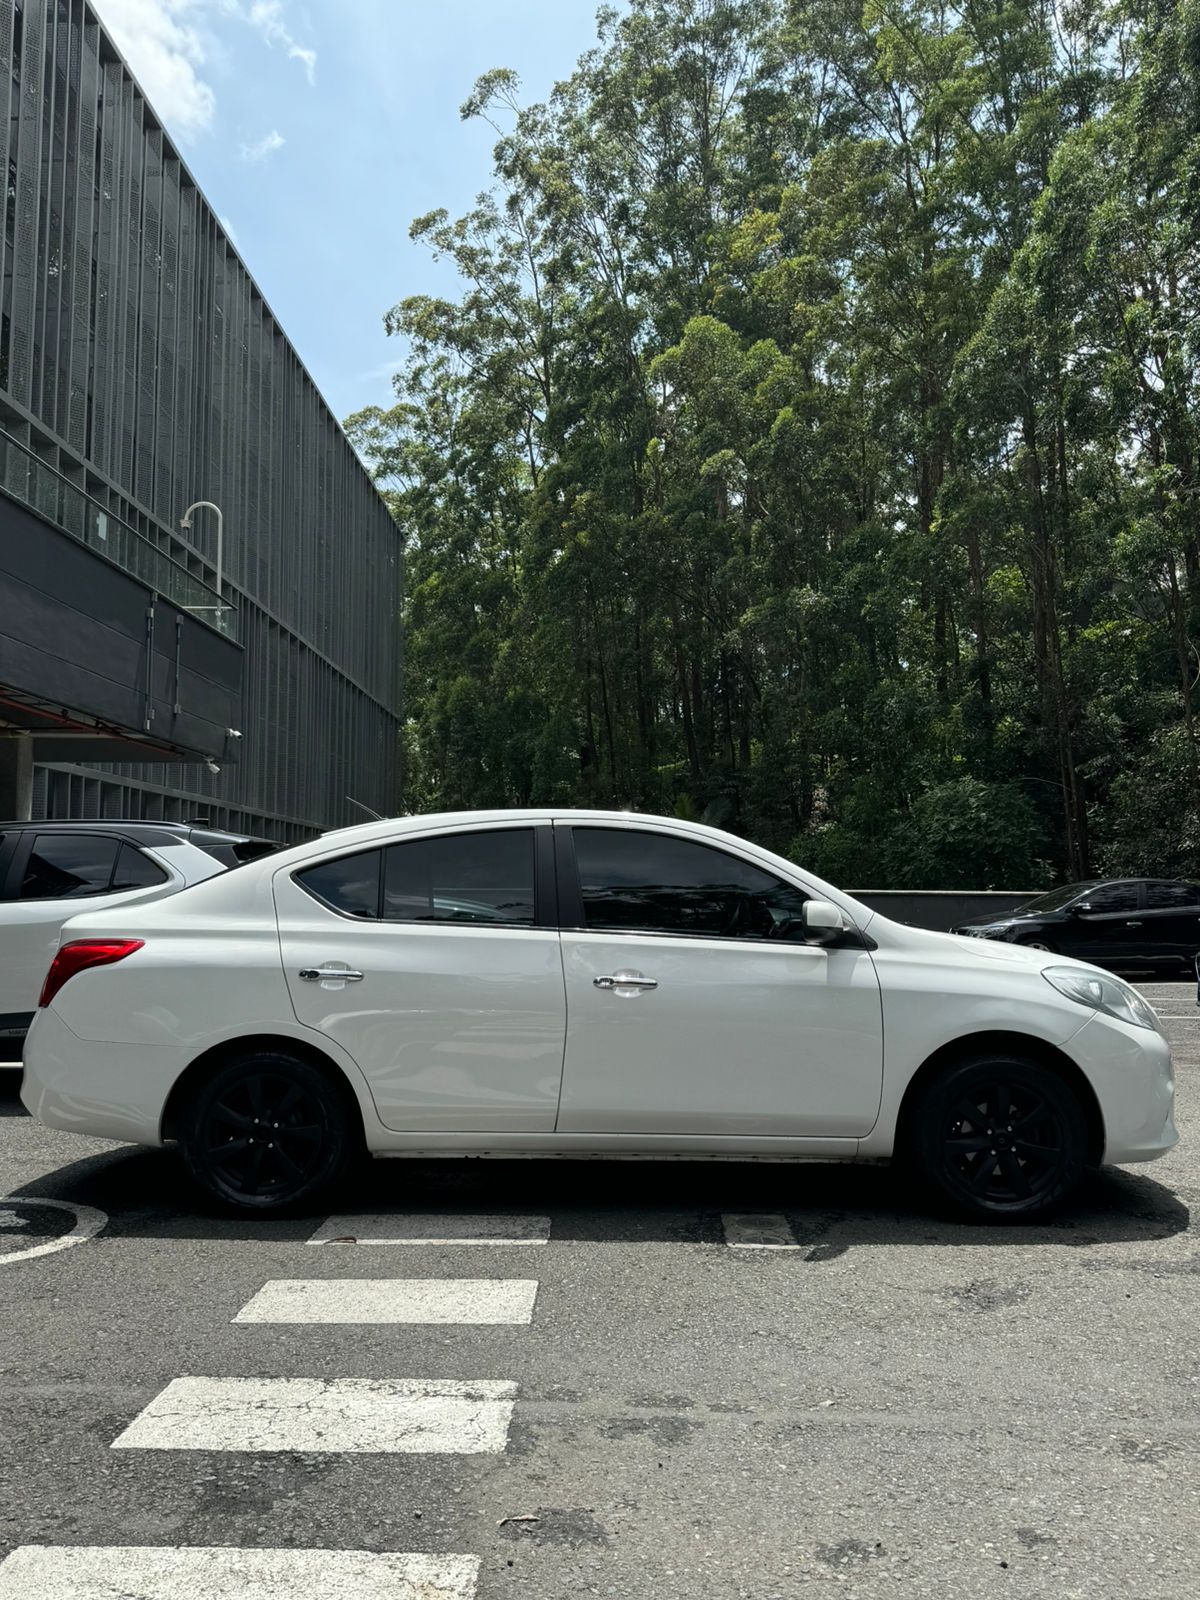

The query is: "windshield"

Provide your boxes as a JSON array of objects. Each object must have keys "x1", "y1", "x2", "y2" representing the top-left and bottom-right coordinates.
[{"x1": 1018, "y1": 882, "x2": 1096, "y2": 913}]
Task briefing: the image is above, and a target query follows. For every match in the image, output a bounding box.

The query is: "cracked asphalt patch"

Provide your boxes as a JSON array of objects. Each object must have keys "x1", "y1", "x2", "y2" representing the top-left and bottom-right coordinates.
[{"x1": 0, "y1": 981, "x2": 1196, "y2": 1597}]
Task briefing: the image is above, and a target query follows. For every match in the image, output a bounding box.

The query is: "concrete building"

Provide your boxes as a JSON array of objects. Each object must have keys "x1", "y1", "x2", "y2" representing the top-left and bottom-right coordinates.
[{"x1": 0, "y1": 0, "x2": 402, "y2": 839}]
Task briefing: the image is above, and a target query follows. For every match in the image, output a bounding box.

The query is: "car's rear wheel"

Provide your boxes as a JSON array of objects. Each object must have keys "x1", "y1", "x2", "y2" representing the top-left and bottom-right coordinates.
[
  {"x1": 911, "y1": 1055, "x2": 1087, "y2": 1222},
  {"x1": 179, "y1": 1049, "x2": 357, "y2": 1214}
]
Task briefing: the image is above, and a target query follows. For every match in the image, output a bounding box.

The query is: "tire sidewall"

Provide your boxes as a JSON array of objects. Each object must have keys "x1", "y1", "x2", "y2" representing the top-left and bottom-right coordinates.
[
  {"x1": 179, "y1": 1050, "x2": 355, "y2": 1215},
  {"x1": 913, "y1": 1054, "x2": 1087, "y2": 1222}
]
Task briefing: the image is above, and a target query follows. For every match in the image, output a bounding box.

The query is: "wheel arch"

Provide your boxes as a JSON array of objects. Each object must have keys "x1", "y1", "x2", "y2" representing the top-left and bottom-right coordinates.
[
  {"x1": 894, "y1": 1029, "x2": 1105, "y2": 1167},
  {"x1": 160, "y1": 1033, "x2": 368, "y2": 1145}
]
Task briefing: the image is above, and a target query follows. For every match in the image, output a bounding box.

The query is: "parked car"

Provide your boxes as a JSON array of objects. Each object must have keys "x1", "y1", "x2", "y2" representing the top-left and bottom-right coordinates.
[
  {"x1": 21, "y1": 810, "x2": 1176, "y2": 1222},
  {"x1": 951, "y1": 879, "x2": 1200, "y2": 975},
  {"x1": 0, "y1": 820, "x2": 276, "y2": 1055}
]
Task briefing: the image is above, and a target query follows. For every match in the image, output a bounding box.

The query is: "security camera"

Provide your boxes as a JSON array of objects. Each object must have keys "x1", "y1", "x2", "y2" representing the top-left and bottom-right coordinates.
[
  {"x1": 225, "y1": 728, "x2": 242, "y2": 740},
  {"x1": 205, "y1": 758, "x2": 221, "y2": 775}
]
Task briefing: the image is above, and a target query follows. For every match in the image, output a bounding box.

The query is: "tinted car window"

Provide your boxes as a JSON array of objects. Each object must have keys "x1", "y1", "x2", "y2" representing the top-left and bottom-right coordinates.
[
  {"x1": 1146, "y1": 881, "x2": 1200, "y2": 910},
  {"x1": 112, "y1": 844, "x2": 168, "y2": 892},
  {"x1": 573, "y1": 828, "x2": 808, "y2": 940},
  {"x1": 20, "y1": 835, "x2": 120, "y2": 900},
  {"x1": 296, "y1": 849, "x2": 382, "y2": 917},
  {"x1": 1079, "y1": 883, "x2": 1140, "y2": 915},
  {"x1": 384, "y1": 830, "x2": 535, "y2": 924}
]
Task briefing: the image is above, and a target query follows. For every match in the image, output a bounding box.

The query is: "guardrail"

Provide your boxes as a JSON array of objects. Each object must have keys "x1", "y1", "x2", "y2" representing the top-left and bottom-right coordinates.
[
  {"x1": 0, "y1": 430, "x2": 236, "y2": 641},
  {"x1": 849, "y1": 890, "x2": 1033, "y2": 931}
]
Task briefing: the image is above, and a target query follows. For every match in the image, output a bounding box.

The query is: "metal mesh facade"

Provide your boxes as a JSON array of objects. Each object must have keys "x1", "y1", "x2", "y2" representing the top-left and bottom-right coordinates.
[{"x1": 0, "y1": 0, "x2": 403, "y2": 839}]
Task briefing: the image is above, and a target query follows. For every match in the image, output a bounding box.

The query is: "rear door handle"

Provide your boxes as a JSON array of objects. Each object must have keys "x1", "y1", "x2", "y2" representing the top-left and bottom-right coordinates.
[
  {"x1": 1125, "y1": 921, "x2": 1142, "y2": 928},
  {"x1": 299, "y1": 966, "x2": 365, "y2": 982}
]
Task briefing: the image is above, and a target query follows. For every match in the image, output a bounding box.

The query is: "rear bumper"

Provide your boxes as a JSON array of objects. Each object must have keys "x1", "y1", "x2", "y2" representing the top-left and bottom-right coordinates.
[{"x1": 20, "y1": 1007, "x2": 184, "y2": 1145}]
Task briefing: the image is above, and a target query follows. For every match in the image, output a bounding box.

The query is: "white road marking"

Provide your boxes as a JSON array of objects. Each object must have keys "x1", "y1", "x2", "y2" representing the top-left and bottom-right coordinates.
[
  {"x1": 721, "y1": 1213, "x2": 800, "y2": 1249},
  {"x1": 234, "y1": 1278, "x2": 538, "y2": 1325},
  {"x1": 111, "y1": 1377, "x2": 517, "y2": 1454},
  {"x1": 308, "y1": 1213, "x2": 551, "y2": 1245},
  {"x1": 0, "y1": 1545, "x2": 479, "y2": 1598},
  {"x1": 0, "y1": 1197, "x2": 107, "y2": 1267}
]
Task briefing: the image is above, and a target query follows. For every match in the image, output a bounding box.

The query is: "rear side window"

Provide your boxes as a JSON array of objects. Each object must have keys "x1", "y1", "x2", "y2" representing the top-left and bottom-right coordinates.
[
  {"x1": 112, "y1": 845, "x2": 168, "y2": 891},
  {"x1": 296, "y1": 849, "x2": 382, "y2": 918},
  {"x1": 1146, "y1": 882, "x2": 1200, "y2": 909},
  {"x1": 384, "y1": 830, "x2": 535, "y2": 924},
  {"x1": 20, "y1": 835, "x2": 121, "y2": 900}
]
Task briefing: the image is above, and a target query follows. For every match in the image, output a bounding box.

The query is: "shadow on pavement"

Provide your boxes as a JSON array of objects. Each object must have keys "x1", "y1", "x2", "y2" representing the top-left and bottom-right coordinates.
[{"x1": 8, "y1": 1134, "x2": 1190, "y2": 1253}]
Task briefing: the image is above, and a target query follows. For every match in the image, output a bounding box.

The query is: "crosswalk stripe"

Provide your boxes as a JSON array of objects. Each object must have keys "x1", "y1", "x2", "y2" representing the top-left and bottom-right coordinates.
[
  {"x1": 234, "y1": 1278, "x2": 538, "y2": 1325},
  {"x1": 111, "y1": 1377, "x2": 517, "y2": 1454},
  {"x1": 0, "y1": 1546, "x2": 479, "y2": 1598},
  {"x1": 722, "y1": 1213, "x2": 800, "y2": 1249},
  {"x1": 308, "y1": 1213, "x2": 551, "y2": 1245}
]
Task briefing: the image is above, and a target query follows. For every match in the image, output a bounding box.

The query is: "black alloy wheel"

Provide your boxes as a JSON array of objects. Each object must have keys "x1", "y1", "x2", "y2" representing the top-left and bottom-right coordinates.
[
  {"x1": 912, "y1": 1055, "x2": 1087, "y2": 1221},
  {"x1": 179, "y1": 1049, "x2": 357, "y2": 1213}
]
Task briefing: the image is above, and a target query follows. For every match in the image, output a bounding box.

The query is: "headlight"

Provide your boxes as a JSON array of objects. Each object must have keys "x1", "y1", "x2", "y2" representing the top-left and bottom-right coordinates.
[{"x1": 1042, "y1": 966, "x2": 1160, "y2": 1031}]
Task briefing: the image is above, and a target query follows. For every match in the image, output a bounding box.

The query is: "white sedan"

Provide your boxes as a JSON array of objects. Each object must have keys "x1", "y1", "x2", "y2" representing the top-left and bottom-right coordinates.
[{"x1": 21, "y1": 809, "x2": 1177, "y2": 1221}]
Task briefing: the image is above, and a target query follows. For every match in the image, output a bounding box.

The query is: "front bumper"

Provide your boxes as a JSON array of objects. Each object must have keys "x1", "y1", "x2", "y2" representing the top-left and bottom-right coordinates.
[{"x1": 1068, "y1": 1012, "x2": 1178, "y2": 1164}]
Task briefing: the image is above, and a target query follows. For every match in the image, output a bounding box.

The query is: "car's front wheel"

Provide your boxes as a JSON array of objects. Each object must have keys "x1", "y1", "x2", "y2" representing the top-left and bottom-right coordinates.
[
  {"x1": 910, "y1": 1054, "x2": 1088, "y2": 1222},
  {"x1": 179, "y1": 1049, "x2": 358, "y2": 1214}
]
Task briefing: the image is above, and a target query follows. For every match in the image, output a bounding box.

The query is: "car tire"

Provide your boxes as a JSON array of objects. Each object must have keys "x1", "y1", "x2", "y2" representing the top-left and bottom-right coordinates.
[
  {"x1": 1019, "y1": 938, "x2": 1055, "y2": 953},
  {"x1": 910, "y1": 1054, "x2": 1087, "y2": 1222},
  {"x1": 179, "y1": 1049, "x2": 359, "y2": 1215}
]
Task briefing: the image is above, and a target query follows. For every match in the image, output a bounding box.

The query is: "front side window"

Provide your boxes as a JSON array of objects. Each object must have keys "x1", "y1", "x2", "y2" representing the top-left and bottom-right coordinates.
[
  {"x1": 573, "y1": 828, "x2": 809, "y2": 940},
  {"x1": 1146, "y1": 881, "x2": 1200, "y2": 910},
  {"x1": 384, "y1": 829, "x2": 535, "y2": 924},
  {"x1": 20, "y1": 834, "x2": 120, "y2": 900},
  {"x1": 1080, "y1": 883, "x2": 1140, "y2": 915},
  {"x1": 296, "y1": 848, "x2": 382, "y2": 918}
]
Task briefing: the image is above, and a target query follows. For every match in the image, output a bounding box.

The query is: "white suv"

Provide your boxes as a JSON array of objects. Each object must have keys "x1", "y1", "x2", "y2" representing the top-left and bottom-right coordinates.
[{"x1": 0, "y1": 821, "x2": 275, "y2": 1056}]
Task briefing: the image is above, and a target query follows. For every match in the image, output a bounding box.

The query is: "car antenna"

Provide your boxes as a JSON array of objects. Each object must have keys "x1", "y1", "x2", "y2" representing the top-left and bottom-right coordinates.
[{"x1": 346, "y1": 796, "x2": 385, "y2": 821}]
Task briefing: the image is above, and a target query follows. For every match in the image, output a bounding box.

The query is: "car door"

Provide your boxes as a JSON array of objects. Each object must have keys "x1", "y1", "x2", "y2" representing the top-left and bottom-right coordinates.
[
  {"x1": 1141, "y1": 881, "x2": 1200, "y2": 966},
  {"x1": 276, "y1": 823, "x2": 566, "y2": 1132},
  {"x1": 1062, "y1": 881, "x2": 1145, "y2": 965},
  {"x1": 554, "y1": 822, "x2": 883, "y2": 1138},
  {"x1": 0, "y1": 832, "x2": 171, "y2": 1027}
]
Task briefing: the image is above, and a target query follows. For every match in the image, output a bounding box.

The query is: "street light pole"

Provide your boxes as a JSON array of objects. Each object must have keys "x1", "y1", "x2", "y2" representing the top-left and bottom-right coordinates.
[{"x1": 180, "y1": 500, "x2": 225, "y2": 618}]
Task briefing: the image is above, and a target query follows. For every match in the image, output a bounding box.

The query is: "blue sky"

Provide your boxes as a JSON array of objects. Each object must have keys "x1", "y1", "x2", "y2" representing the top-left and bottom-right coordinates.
[{"x1": 92, "y1": 0, "x2": 604, "y2": 424}]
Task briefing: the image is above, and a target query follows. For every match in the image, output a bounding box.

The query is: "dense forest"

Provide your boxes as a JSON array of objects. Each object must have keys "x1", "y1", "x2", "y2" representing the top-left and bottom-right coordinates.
[{"x1": 346, "y1": 0, "x2": 1199, "y2": 889}]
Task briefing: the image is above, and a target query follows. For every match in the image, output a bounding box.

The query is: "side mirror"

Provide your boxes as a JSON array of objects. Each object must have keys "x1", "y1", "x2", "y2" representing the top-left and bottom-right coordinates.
[
  {"x1": 1074, "y1": 902, "x2": 1092, "y2": 916},
  {"x1": 802, "y1": 899, "x2": 843, "y2": 944}
]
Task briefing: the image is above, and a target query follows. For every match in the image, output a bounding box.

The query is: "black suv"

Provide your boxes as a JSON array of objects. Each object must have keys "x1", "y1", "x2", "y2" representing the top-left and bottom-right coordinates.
[{"x1": 951, "y1": 878, "x2": 1200, "y2": 975}]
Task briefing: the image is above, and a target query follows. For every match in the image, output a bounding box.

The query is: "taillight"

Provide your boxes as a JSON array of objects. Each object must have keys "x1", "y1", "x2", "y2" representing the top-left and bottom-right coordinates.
[{"x1": 39, "y1": 939, "x2": 145, "y2": 1008}]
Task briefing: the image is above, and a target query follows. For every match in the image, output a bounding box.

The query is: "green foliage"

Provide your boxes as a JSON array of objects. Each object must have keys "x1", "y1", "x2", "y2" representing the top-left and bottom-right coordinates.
[{"x1": 348, "y1": 0, "x2": 1200, "y2": 886}]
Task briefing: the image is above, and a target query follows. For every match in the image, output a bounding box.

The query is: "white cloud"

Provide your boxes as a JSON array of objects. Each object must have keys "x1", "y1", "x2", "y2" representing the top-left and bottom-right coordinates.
[
  {"x1": 91, "y1": 0, "x2": 317, "y2": 143},
  {"x1": 240, "y1": 128, "x2": 285, "y2": 162},
  {"x1": 94, "y1": 0, "x2": 216, "y2": 136},
  {"x1": 246, "y1": 0, "x2": 317, "y2": 84}
]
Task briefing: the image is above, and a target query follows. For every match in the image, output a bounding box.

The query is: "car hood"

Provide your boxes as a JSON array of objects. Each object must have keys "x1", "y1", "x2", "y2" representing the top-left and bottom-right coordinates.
[
  {"x1": 888, "y1": 920, "x2": 1101, "y2": 977},
  {"x1": 952, "y1": 908, "x2": 1039, "y2": 930}
]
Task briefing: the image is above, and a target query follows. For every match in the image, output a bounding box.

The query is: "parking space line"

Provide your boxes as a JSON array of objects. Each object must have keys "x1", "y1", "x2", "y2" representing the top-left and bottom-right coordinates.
[
  {"x1": 111, "y1": 1376, "x2": 517, "y2": 1454},
  {"x1": 234, "y1": 1278, "x2": 538, "y2": 1325},
  {"x1": 0, "y1": 1197, "x2": 108, "y2": 1268},
  {"x1": 722, "y1": 1213, "x2": 801, "y2": 1249},
  {"x1": 308, "y1": 1213, "x2": 551, "y2": 1245},
  {"x1": 0, "y1": 1545, "x2": 479, "y2": 1598}
]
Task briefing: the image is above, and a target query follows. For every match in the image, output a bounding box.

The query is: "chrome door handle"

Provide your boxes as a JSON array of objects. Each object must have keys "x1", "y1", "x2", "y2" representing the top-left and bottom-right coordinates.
[
  {"x1": 1125, "y1": 921, "x2": 1142, "y2": 928},
  {"x1": 299, "y1": 966, "x2": 365, "y2": 982},
  {"x1": 593, "y1": 972, "x2": 658, "y2": 992}
]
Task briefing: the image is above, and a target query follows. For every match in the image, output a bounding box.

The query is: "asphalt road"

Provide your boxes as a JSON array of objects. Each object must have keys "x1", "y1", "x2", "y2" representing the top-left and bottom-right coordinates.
[{"x1": 0, "y1": 984, "x2": 1197, "y2": 1598}]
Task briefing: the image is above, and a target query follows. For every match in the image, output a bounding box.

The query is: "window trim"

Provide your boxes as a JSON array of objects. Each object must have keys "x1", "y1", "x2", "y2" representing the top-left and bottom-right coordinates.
[
  {"x1": 291, "y1": 824, "x2": 553, "y2": 930},
  {"x1": 556, "y1": 821, "x2": 830, "y2": 948}
]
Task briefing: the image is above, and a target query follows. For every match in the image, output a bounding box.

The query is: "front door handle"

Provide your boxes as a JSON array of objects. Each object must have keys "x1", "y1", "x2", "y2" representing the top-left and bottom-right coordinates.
[
  {"x1": 299, "y1": 966, "x2": 365, "y2": 982},
  {"x1": 594, "y1": 971, "x2": 658, "y2": 992},
  {"x1": 1125, "y1": 921, "x2": 1142, "y2": 928}
]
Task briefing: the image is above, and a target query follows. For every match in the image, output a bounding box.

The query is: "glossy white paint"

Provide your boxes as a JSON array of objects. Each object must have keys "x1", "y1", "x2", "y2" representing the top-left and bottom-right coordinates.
[
  {"x1": 558, "y1": 930, "x2": 882, "y2": 1136},
  {"x1": 274, "y1": 858, "x2": 566, "y2": 1131},
  {"x1": 20, "y1": 808, "x2": 1179, "y2": 1174}
]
